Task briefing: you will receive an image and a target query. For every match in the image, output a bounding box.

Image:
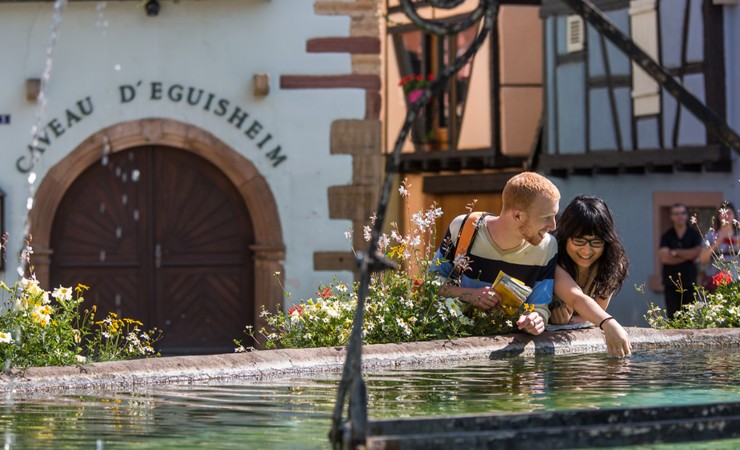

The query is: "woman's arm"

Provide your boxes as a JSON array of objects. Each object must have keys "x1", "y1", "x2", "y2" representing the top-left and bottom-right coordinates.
[{"x1": 554, "y1": 266, "x2": 631, "y2": 357}]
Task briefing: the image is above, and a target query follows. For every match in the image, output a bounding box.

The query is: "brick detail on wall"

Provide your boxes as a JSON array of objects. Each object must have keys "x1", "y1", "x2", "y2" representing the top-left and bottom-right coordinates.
[
  {"x1": 280, "y1": 74, "x2": 380, "y2": 91},
  {"x1": 306, "y1": 2, "x2": 384, "y2": 274},
  {"x1": 314, "y1": 120, "x2": 383, "y2": 273},
  {"x1": 307, "y1": 37, "x2": 380, "y2": 54},
  {"x1": 283, "y1": 0, "x2": 382, "y2": 115},
  {"x1": 314, "y1": 1, "x2": 382, "y2": 39},
  {"x1": 331, "y1": 119, "x2": 382, "y2": 155}
]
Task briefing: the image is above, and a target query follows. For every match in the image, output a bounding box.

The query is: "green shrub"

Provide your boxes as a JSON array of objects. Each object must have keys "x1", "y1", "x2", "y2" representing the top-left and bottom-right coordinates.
[
  {"x1": 0, "y1": 277, "x2": 161, "y2": 369},
  {"x1": 645, "y1": 271, "x2": 740, "y2": 329}
]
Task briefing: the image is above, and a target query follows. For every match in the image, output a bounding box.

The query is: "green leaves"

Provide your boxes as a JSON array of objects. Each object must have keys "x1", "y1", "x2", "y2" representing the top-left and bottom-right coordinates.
[{"x1": 0, "y1": 278, "x2": 161, "y2": 370}]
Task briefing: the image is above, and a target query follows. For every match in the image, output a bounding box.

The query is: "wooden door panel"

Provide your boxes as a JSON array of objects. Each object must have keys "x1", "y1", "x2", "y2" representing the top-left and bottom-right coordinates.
[
  {"x1": 51, "y1": 146, "x2": 254, "y2": 355},
  {"x1": 52, "y1": 155, "x2": 146, "y2": 264},
  {"x1": 51, "y1": 150, "x2": 150, "y2": 325},
  {"x1": 52, "y1": 269, "x2": 144, "y2": 322},
  {"x1": 152, "y1": 148, "x2": 253, "y2": 353},
  {"x1": 154, "y1": 149, "x2": 249, "y2": 265},
  {"x1": 156, "y1": 268, "x2": 248, "y2": 352}
]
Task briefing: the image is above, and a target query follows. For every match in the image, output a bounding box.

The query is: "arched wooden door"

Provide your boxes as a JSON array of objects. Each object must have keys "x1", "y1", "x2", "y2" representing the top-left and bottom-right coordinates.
[{"x1": 50, "y1": 146, "x2": 254, "y2": 354}]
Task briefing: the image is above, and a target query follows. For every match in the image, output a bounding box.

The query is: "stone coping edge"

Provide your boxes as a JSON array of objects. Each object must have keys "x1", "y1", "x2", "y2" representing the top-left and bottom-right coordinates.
[{"x1": 1, "y1": 327, "x2": 739, "y2": 393}]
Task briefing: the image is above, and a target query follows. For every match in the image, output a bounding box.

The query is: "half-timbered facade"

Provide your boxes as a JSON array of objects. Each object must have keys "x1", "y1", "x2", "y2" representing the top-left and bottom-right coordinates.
[
  {"x1": 385, "y1": 0, "x2": 740, "y2": 325},
  {"x1": 539, "y1": 0, "x2": 739, "y2": 324}
]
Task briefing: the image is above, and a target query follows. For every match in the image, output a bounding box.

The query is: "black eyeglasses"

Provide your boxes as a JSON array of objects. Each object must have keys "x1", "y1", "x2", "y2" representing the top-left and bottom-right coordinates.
[{"x1": 570, "y1": 237, "x2": 605, "y2": 248}]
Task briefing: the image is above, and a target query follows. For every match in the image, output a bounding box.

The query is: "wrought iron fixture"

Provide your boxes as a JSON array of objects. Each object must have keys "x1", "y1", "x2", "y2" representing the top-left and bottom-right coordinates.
[
  {"x1": 328, "y1": 1, "x2": 495, "y2": 448},
  {"x1": 145, "y1": 0, "x2": 160, "y2": 17}
]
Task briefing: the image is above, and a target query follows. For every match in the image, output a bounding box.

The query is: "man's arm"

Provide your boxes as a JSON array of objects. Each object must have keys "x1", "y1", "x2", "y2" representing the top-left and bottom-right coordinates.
[
  {"x1": 659, "y1": 246, "x2": 699, "y2": 264},
  {"x1": 673, "y1": 246, "x2": 702, "y2": 261},
  {"x1": 659, "y1": 246, "x2": 678, "y2": 264},
  {"x1": 438, "y1": 284, "x2": 500, "y2": 310}
]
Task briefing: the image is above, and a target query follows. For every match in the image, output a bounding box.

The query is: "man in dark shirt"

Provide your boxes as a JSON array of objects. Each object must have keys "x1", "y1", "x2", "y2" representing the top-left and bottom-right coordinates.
[{"x1": 659, "y1": 203, "x2": 703, "y2": 318}]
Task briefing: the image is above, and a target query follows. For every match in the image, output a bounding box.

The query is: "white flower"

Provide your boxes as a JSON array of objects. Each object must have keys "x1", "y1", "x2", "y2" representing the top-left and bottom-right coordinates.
[
  {"x1": 443, "y1": 297, "x2": 464, "y2": 318},
  {"x1": 52, "y1": 286, "x2": 73, "y2": 302},
  {"x1": 378, "y1": 234, "x2": 390, "y2": 253},
  {"x1": 363, "y1": 225, "x2": 372, "y2": 242},
  {"x1": 20, "y1": 277, "x2": 37, "y2": 290},
  {"x1": 75, "y1": 355, "x2": 86, "y2": 363},
  {"x1": 0, "y1": 332, "x2": 13, "y2": 344},
  {"x1": 398, "y1": 184, "x2": 410, "y2": 198}
]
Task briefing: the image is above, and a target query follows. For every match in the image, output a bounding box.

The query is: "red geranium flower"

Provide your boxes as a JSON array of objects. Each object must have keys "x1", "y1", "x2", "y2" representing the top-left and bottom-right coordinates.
[
  {"x1": 317, "y1": 287, "x2": 332, "y2": 298},
  {"x1": 288, "y1": 304, "x2": 303, "y2": 315},
  {"x1": 399, "y1": 73, "x2": 435, "y2": 94},
  {"x1": 712, "y1": 270, "x2": 733, "y2": 287}
]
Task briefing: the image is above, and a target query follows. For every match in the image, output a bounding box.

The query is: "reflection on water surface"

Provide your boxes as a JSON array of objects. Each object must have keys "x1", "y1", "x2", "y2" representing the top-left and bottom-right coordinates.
[{"x1": 2, "y1": 349, "x2": 740, "y2": 449}]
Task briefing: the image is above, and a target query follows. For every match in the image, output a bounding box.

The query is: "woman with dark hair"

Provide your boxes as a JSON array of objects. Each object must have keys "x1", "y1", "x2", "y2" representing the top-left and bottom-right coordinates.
[
  {"x1": 550, "y1": 195, "x2": 631, "y2": 357},
  {"x1": 700, "y1": 201, "x2": 740, "y2": 291}
]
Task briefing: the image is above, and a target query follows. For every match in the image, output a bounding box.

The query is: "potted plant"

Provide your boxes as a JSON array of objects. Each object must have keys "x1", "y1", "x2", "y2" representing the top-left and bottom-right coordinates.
[{"x1": 399, "y1": 74, "x2": 436, "y2": 146}]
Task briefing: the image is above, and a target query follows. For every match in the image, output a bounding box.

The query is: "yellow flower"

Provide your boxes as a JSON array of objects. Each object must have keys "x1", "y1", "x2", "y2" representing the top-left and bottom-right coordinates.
[
  {"x1": 388, "y1": 244, "x2": 407, "y2": 259},
  {"x1": 31, "y1": 305, "x2": 51, "y2": 327}
]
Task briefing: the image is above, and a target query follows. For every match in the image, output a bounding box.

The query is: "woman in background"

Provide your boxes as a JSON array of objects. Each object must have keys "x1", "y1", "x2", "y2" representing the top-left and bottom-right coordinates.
[
  {"x1": 700, "y1": 201, "x2": 740, "y2": 292},
  {"x1": 550, "y1": 195, "x2": 631, "y2": 357}
]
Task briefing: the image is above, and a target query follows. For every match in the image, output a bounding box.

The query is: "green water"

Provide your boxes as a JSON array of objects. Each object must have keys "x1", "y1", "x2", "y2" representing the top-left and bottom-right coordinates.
[{"x1": 1, "y1": 348, "x2": 740, "y2": 449}]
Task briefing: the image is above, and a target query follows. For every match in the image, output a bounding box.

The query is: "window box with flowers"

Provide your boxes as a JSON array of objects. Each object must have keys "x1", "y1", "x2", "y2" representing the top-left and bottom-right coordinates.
[{"x1": 400, "y1": 74, "x2": 436, "y2": 146}]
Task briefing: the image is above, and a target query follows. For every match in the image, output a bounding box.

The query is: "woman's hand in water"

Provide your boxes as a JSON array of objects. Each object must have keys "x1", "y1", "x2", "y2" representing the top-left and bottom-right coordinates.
[{"x1": 602, "y1": 319, "x2": 631, "y2": 357}]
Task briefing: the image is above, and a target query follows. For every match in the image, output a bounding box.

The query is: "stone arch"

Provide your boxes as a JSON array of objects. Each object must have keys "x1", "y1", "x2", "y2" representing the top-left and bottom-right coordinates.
[{"x1": 29, "y1": 118, "x2": 285, "y2": 333}]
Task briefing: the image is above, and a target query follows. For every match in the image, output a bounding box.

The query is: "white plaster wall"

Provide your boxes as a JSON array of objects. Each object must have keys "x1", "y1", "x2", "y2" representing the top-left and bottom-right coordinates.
[{"x1": 0, "y1": 1, "x2": 361, "y2": 305}]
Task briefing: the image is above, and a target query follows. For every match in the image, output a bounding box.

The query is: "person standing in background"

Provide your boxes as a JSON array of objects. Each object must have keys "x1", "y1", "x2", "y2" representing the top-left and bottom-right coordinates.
[
  {"x1": 659, "y1": 203, "x2": 703, "y2": 318},
  {"x1": 700, "y1": 202, "x2": 740, "y2": 292}
]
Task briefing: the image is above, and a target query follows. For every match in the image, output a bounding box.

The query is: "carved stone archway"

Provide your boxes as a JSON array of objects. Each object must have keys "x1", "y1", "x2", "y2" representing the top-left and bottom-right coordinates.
[{"x1": 29, "y1": 118, "x2": 285, "y2": 334}]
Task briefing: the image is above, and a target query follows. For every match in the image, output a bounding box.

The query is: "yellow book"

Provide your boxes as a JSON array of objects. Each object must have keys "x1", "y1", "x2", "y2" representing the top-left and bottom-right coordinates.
[{"x1": 491, "y1": 270, "x2": 532, "y2": 315}]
